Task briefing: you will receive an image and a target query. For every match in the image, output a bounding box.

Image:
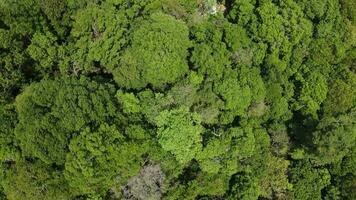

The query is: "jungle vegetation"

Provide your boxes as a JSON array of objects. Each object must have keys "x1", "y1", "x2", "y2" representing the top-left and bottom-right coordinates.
[{"x1": 0, "y1": 0, "x2": 355, "y2": 199}]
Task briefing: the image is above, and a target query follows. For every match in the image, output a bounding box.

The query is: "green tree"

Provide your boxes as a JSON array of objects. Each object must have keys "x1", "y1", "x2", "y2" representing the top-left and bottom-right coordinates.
[
  {"x1": 289, "y1": 160, "x2": 331, "y2": 200},
  {"x1": 312, "y1": 113, "x2": 356, "y2": 164},
  {"x1": 37, "y1": 0, "x2": 69, "y2": 36},
  {"x1": 64, "y1": 123, "x2": 145, "y2": 196},
  {"x1": 340, "y1": 0, "x2": 356, "y2": 24},
  {"x1": 64, "y1": 3, "x2": 129, "y2": 74},
  {"x1": 14, "y1": 77, "x2": 120, "y2": 164},
  {"x1": 294, "y1": 71, "x2": 328, "y2": 117},
  {"x1": 0, "y1": 0, "x2": 354, "y2": 199},
  {"x1": 114, "y1": 12, "x2": 190, "y2": 89},
  {"x1": 117, "y1": 90, "x2": 141, "y2": 114},
  {"x1": 323, "y1": 77, "x2": 356, "y2": 115},
  {"x1": 190, "y1": 19, "x2": 230, "y2": 80},
  {"x1": 27, "y1": 31, "x2": 64, "y2": 75},
  {"x1": 1, "y1": 160, "x2": 71, "y2": 200},
  {"x1": 0, "y1": 104, "x2": 19, "y2": 162},
  {"x1": 0, "y1": 0, "x2": 46, "y2": 102},
  {"x1": 197, "y1": 127, "x2": 255, "y2": 175},
  {"x1": 227, "y1": 173, "x2": 260, "y2": 200},
  {"x1": 155, "y1": 107, "x2": 204, "y2": 164},
  {"x1": 213, "y1": 67, "x2": 265, "y2": 123}
]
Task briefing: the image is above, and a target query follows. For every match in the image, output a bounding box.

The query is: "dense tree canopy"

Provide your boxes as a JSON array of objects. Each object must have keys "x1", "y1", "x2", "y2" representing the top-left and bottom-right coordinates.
[
  {"x1": 0, "y1": 0, "x2": 355, "y2": 199},
  {"x1": 113, "y1": 12, "x2": 191, "y2": 89}
]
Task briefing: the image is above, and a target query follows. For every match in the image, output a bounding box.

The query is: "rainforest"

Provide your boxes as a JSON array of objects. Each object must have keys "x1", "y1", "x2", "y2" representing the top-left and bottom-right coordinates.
[{"x1": 0, "y1": 0, "x2": 355, "y2": 199}]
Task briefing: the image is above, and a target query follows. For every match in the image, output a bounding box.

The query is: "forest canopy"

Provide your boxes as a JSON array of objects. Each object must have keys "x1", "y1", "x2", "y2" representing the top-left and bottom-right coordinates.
[{"x1": 0, "y1": 0, "x2": 355, "y2": 199}]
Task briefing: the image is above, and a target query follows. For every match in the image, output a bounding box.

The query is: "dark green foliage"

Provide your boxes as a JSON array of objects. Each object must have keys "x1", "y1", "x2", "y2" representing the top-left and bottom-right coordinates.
[
  {"x1": 294, "y1": 71, "x2": 328, "y2": 117},
  {"x1": 15, "y1": 77, "x2": 120, "y2": 164},
  {"x1": 197, "y1": 127, "x2": 255, "y2": 175},
  {"x1": 27, "y1": 31, "x2": 64, "y2": 75},
  {"x1": 0, "y1": 104, "x2": 18, "y2": 162},
  {"x1": 0, "y1": 0, "x2": 41, "y2": 103},
  {"x1": 323, "y1": 70, "x2": 356, "y2": 115},
  {"x1": 37, "y1": 0, "x2": 69, "y2": 36},
  {"x1": 213, "y1": 67, "x2": 266, "y2": 123},
  {"x1": 190, "y1": 19, "x2": 230, "y2": 80},
  {"x1": 227, "y1": 173, "x2": 260, "y2": 200},
  {"x1": 0, "y1": 0, "x2": 355, "y2": 199},
  {"x1": 289, "y1": 160, "x2": 331, "y2": 200},
  {"x1": 312, "y1": 113, "x2": 356, "y2": 164},
  {"x1": 114, "y1": 12, "x2": 190, "y2": 89},
  {"x1": 64, "y1": 123, "x2": 145, "y2": 195},
  {"x1": 65, "y1": 3, "x2": 128, "y2": 73},
  {"x1": 1, "y1": 160, "x2": 71, "y2": 200},
  {"x1": 340, "y1": 0, "x2": 356, "y2": 24}
]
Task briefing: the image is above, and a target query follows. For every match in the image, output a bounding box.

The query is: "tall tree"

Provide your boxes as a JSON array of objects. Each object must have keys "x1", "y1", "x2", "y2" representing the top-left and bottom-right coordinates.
[{"x1": 114, "y1": 12, "x2": 191, "y2": 89}]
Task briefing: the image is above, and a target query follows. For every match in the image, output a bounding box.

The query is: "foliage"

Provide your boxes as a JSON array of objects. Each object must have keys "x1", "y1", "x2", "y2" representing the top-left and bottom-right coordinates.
[
  {"x1": 64, "y1": 123, "x2": 144, "y2": 195},
  {"x1": 0, "y1": 0, "x2": 355, "y2": 199},
  {"x1": 113, "y1": 12, "x2": 190, "y2": 89},
  {"x1": 155, "y1": 107, "x2": 204, "y2": 164},
  {"x1": 312, "y1": 113, "x2": 356, "y2": 164},
  {"x1": 14, "y1": 77, "x2": 120, "y2": 164},
  {"x1": 289, "y1": 160, "x2": 331, "y2": 200},
  {"x1": 227, "y1": 173, "x2": 260, "y2": 200},
  {"x1": 27, "y1": 31, "x2": 64, "y2": 75},
  {"x1": 0, "y1": 104, "x2": 18, "y2": 162},
  {"x1": 1, "y1": 160, "x2": 71, "y2": 200}
]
